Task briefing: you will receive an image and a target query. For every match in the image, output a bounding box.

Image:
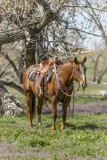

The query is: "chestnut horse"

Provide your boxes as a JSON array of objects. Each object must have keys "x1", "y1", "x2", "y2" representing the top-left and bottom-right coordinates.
[{"x1": 22, "y1": 57, "x2": 87, "y2": 130}]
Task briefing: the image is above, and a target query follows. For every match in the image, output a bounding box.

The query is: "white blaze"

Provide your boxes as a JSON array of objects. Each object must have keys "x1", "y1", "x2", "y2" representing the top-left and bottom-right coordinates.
[{"x1": 82, "y1": 66, "x2": 85, "y2": 81}]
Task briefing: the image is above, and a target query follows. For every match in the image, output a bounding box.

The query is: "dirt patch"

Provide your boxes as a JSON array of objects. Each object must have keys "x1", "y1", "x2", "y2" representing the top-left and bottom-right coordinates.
[
  {"x1": 0, "y1": 143, "x2": 50, "y2": 160},
  {"x1": 42, "y1": 102, "x2": 107, "y2": 115},
  {"x1": 70, "y1": 102, "x2": 107, "y2": 114}
]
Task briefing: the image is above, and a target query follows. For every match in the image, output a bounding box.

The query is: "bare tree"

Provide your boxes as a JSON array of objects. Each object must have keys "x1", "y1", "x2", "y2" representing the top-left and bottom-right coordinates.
[
  {"x1": 90, "y1": 50, "x2": 107, "y2": 83},
  {"x1": 0, "y1": 0, "x2": 64, "y2": 115},
  {"x1": 90, "y1": 53, "x2": 102, "y2": 82}
]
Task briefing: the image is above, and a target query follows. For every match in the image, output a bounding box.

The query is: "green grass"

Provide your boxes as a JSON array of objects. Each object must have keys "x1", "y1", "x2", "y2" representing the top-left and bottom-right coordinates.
[
  {"x1": 73, "y1": 95, "x2": 107, "y2": 104},
  {"x1": 1, "y1": 114, "x2": 107, "y2": 159},
  {"x1": 1, "y1": 52, "x2": 107, "y2": 159}
]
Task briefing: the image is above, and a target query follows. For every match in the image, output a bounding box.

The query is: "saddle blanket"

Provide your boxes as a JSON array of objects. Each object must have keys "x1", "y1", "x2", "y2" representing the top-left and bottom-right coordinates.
[
  {"x1": 28, "y1": 69, "x2": 37, "y2": 82},
  {"x1": 28, "y1": 68, "x2": 54, "y2": 82}
]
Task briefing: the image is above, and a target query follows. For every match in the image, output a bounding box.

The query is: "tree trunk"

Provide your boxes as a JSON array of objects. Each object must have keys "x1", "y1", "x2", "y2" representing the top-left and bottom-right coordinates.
[
  {"x1": 97, "y1": 67, "x2": 107, "y2": 84},
  {"x1": 92, "y1": 54, "x2": 102, "y2": 82},
  {"x1": 0, "y1": 81, "x2": 25, "y2": 116},
  {"x1": 18, "y1": 50, "x2": 25, "y2": 84},
  {"x1": 25, "y1": 37, "x2": 36, "y2": 67}
]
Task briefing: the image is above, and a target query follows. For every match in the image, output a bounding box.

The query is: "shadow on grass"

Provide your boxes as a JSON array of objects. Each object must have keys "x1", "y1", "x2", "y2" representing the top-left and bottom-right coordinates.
[
  {"x1": 45, "y1": 124, "x2": 52, "y2": 128},
  {"x1": 66, "y1": 122, "x2": 99, "y2": 130}
]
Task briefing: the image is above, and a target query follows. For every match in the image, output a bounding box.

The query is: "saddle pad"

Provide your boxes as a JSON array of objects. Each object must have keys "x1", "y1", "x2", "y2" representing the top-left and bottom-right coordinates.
[{"x1": 28, "y1": 69, "x2": 36, "y2": 82}]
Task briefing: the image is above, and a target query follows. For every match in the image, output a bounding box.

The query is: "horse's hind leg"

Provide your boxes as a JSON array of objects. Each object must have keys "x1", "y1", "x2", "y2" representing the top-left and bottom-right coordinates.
[
  {"x1": 51, "y1": 96, "x2": 58, "y2": 131},
  {"x1": 26, "y1": 92, "x2": 35, "y2": 128},
  {"x1": 61, "y1": 97, "x2": 71, "y2": 130},
  {"x1": 37, "y1": 98, "x2": 44, "y2": 126}
]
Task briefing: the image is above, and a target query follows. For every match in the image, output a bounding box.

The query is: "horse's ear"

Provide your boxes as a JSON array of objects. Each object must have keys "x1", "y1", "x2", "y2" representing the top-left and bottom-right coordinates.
[
  {"x1": 74, "y1": 57, "x2": 78, "y2": 63},
  {"x1": 83, "y1": 57, "x2": 87, "y2": 63}
]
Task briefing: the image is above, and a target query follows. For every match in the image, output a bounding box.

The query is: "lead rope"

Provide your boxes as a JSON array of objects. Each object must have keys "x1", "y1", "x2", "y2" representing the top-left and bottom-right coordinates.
[{"x1": 72, "y1": 88, "x2": 75, "y2": 118}]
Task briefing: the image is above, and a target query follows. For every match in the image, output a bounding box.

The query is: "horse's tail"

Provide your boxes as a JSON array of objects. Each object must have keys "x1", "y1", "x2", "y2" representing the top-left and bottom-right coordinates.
[{"x1": 32, "y1": 95, "x2": 36, "y2": 118}]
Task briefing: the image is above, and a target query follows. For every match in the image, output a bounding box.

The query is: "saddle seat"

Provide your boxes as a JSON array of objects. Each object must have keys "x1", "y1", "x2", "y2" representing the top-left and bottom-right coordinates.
[{"x1": 39, "y1": 60, "x2": 50, "y2": 73}]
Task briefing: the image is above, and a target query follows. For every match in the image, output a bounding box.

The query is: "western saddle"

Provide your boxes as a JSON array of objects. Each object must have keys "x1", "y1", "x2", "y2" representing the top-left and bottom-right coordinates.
[{"x1": 28, "y1": 57, "x2": 62, "y2": 98}]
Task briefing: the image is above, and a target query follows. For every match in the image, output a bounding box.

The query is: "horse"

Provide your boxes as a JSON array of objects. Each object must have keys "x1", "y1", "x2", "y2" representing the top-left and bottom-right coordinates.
[{"x1": 22, "y1": 57, "x2": 87, "y2": 130}]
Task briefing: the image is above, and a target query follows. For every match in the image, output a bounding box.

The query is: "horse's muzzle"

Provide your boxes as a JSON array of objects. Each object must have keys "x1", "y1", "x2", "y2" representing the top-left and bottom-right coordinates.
[{"x1": 79, "y1": 81, "x2": 87, "y2": 90}]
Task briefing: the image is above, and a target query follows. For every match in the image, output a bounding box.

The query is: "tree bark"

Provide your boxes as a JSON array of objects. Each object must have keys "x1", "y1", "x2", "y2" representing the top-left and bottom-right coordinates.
[{"x1": 0, "y1": 30, "x2": 25, "y2": 46}]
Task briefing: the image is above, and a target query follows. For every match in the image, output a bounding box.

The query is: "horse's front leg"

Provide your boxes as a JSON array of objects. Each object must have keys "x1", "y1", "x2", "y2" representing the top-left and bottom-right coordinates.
[
  {"x1": 37, "y1": 98, "x2": 44, "y2": 126},
  {"x1": 61, "y1": 97, "x2": 71, "y2": 130},
  {"x1": 51, "y1": 96, "x2": 58, "y2": 131}
]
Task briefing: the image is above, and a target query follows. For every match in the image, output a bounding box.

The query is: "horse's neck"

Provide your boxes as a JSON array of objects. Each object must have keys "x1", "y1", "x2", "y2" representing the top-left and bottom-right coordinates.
[{"x1": 60, "y1": 63, "x2": 74, "y2": 86}]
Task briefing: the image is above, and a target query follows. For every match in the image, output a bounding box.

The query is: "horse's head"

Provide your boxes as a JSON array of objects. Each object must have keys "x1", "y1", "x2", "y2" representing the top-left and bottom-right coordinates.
[{"x1": 73, "y1": 57, "x2": 87, "y2": 90}]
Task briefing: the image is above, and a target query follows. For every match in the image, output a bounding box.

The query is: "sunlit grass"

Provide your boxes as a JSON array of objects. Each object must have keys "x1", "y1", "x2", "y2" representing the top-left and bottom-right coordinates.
[{"x1": 1, "y1": 114, "x2": 107, "y2": 159}]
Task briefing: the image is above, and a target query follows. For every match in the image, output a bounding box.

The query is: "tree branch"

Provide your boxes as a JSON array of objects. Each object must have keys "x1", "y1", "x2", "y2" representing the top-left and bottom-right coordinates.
[
  {"x1": 0, "y1": 29, "x2": 25, "y2": 45},
  {"x1": 0, "y1": 0, "x2": 63, "y2": 46},
  {"x1": 1, "y1": 80, "x2": 24, "y2": 94},
  {"x1": 68, "y1": 27, "x2": 107, "y2": 37},
  {"x1": 3, "y1": 53, "x2": 19, "y2": 76}
]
